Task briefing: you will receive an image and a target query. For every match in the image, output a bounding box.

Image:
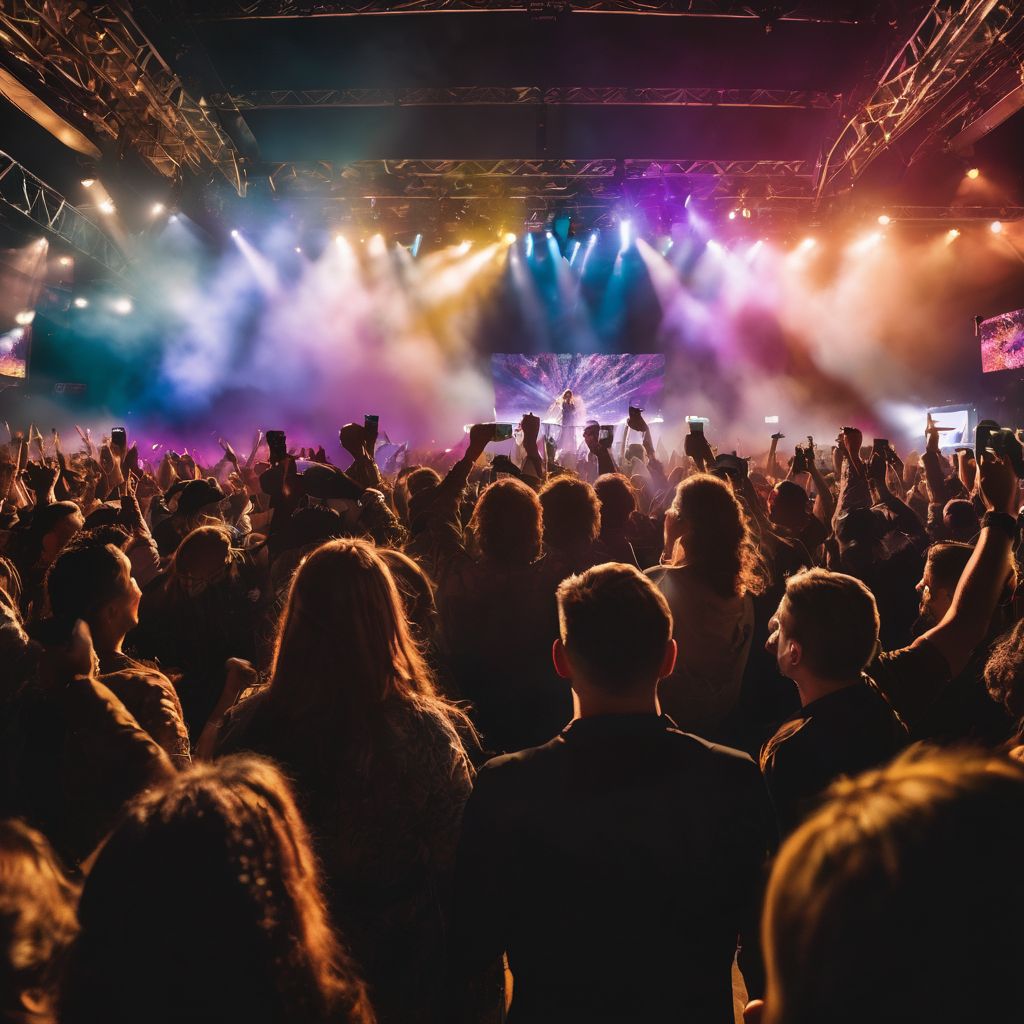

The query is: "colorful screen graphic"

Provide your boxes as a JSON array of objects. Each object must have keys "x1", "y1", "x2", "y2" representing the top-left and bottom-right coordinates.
[
  {"x1": 491, "y1": 353, "x2": 666, "y2": 425},
  {"x1": 980, "y1": 308, "x2": 1024, "y2": 373},
  {"x1": 0, "y1": 320, "x2": 30, "y2": 381}
]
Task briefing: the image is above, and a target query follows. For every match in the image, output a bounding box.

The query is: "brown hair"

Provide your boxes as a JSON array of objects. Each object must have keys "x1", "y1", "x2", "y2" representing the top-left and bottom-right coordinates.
[
  {"x1": 557, "y1": 562, "x2": 672, "y2": 692},
  {"x1": 925, "y1": 541, "x2": 974, "y2": 593},
  {"x1": 781, "y1": 568, "x2": 879, "y2": 679},
  {"x1": 539, "y1": 476, "x2": 601, "y2": 550},
  {"x1": 594, "y1": 473, "x2": 636, "y2": 531},
  {"x1": 0, "y1": 820, "x2": 79, "y2": 1024},
  {"x1": 266, "y1": 539, "x2": 470, "y2": 760},
  {"x1": 469, "y1": 477, "x2": 543, "y2": 566},
  {"x1": 984, "y1": 619, "x2": 1024, "y2": 720},
  {"x1": 762, "y1": 748, "x2": 1024, "y2": 1024},
  {"x1": 61, "y1": 755, "x2": 374, "y2": 1024},
  {"x1": 669, "y1": 474, "x2": 767, "y2": 598}
]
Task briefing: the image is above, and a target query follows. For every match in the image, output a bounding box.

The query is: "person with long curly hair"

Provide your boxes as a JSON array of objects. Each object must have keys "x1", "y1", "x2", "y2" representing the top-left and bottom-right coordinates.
[
  {"x1": 645, "y1": 473, "x2": 767, "y2": 738},
  {"x1": 59, "y1": 756, "x2": 374, "y2": 1024}
]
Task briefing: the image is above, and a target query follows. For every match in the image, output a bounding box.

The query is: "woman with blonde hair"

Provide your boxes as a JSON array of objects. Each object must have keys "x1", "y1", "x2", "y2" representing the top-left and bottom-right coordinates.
[
  {"x1": 645, "y1": 473, "x2": 767, "y2": 737},
  {"x1": 217, "y1": 538, "x2": 473, "y2": 1024}
]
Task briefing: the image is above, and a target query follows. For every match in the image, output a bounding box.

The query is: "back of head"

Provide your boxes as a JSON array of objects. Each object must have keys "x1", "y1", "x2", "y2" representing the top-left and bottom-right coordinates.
[
  {"x1": 43, "y1": 538, "x2": 127, "y2": 639},
  {"x1": 782, "y1": 568, "x2": 879, "y2": 680},
  {"x1": 171, "y1": 524, "x2": 233, "y2": 581},
  {"x1": 769, "y1": 480, "x2": 809, "y2": 529},
  {"x1": 593, "y1": 473, "x2": 636, "y2": 532},
  {"x1": 539, "y1": 476, "x2": 600, "y2": 551},
  {"x1": 269, "y1": 538, "x2": 435, "y2": 735},
  {"x1": 0, "y1": 820, "x2": 78, "y2": 1024},
  {"x1": 762, "y1": 749, "x2": 1024, "y2": 1024},
  {"x1": 942, "y1": 498, "x2": 979, "y2": 541},
  {"x1": 61, "y1": 756, "x2": 372, "y2": 1024},
  {"x1": 671, "y1": 473, "x2": 765, "y2": 598},
  {"x1": 925, "y1": 540, "x2": 974, "y2": 594},
  {"x1": 557, "y1": 562, "x2": 672, "y2": 693},
  {"x1": 470, "y1": 477, "x2": 542, "y2": 565},
  {"x1": 985, "y1": 619, "x2": 1024, "y2": 720},
  {"x1": 377, "y1": 548, "x2": 437, "y2": 633}
]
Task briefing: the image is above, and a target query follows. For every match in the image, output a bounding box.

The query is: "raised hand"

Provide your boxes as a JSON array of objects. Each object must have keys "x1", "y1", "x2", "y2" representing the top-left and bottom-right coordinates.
[
  {"x1": 520, "y1": 413, "x2": 541, "y2": 448},
  {"x1": 978, "y1": 449, "x2": 1021, "y2": 517},
  {"x1": 339, "y1": 422, "x2": 369, "y2": 459}
]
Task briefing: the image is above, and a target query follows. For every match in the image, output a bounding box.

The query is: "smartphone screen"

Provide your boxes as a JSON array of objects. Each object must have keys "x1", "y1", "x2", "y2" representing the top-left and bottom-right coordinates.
[
  {"x1": 689, "y1": 421, "x2": 704, "y2": 435},
  {"x1": 599, "y1": 425, "x2": 614, "y2": 445},
  {"x1": 873, "y1": 438, "x2": 889, "y2": 451},
  {"x1": 111, "y1": 427, "x2": 127, "y2": 450},
  {"x1": 494, "y1": 423, "x2": 514, "y2": 441},
  {"x1": 364, "y1": 414, "x2": 379, "y2": 432}
]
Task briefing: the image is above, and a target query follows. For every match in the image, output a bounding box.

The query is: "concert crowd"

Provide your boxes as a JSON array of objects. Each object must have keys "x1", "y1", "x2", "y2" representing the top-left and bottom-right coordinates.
[{"x1": 1, "y1": 408, "x2": 1023, "y2": 1024}]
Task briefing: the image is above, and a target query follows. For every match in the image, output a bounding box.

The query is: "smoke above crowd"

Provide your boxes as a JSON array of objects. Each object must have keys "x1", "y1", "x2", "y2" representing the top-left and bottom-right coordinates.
[{"x1": 51, "y1": 209, "x2": 1024, "y2": 461}]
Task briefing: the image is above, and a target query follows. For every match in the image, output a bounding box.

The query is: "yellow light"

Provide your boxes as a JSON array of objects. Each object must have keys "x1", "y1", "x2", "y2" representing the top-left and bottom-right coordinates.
[
  {"x1": 991, "y1": 220, "x2": 1003, "y2": 234},
  {"x1": 966, "y1": 167, "x2": 980, "y2": 180},
  {"x1": 799, "y1": 237, "x2": 816, "y2": 250},
  {"x1": 98, "y1": 199, "x2": 115, "y2": 215},
  {"x1": 877, "y1": 214, "x2": 891, "y2": 225},
  {"x1": 151, "y1": 202, "x2": 165, "y2": 216},
  {"x1": 59, "y1": 256, "x2": 72, "y2": 266},
  {"x1": 503, "y1": 232, "x2": 517, "y2": 244},
  {"x1": 81, "y1": 178, "x2": 95, "y2": 188},
  {"x1": 945, "y1": 228, "x2": 960, "y2": 243},
  {"x1": 14, "y1": 310, "x2": 35, "y2": 325}
]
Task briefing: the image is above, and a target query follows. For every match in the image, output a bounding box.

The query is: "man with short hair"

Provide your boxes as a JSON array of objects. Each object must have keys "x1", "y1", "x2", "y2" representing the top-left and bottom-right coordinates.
[
  {"x1": 450, "y1": 562, "x2": 774, "y2": 1023},
  {"x1": 761, "y1": 569, "x2": 908, "y2": 835}
]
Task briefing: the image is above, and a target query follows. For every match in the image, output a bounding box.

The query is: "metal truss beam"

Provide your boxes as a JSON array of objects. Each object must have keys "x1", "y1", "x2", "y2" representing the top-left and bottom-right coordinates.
[
  {"x1": 815, "y1": 0, "x2": 1024, "y2": 202},
  {"x1": 0, "y1": 151, "x2": 130, "y2": 278},
  {"x1": 0, "y1": 1, "x2": 246, "y2": 195},
  {"x1": 212, "y1": 85, "x2": 838, "y2": 109},
  {"x1": 181, "y1": 0, "x2": 860, "y2": 22},
  {"x1": 880, "y1": 205, "x2": 1024, "y2": 222},
  {"x1": 270, "y1": 157, "x2": 814, "y2": 184}
]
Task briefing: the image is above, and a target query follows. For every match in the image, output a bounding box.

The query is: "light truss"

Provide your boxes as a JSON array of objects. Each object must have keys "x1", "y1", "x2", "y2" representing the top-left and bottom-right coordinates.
[
  {"x1": 0, "y1": 1, "x2": 246, "y2": 194},
  {"x1": 270, "y1": 157, "x2": 814, "y2": 187},
  {"x1": 880, "y1": 205, "x2": 1024, "y2": 222},
  {"x1": 0, "y1": 151, "x2": 130, "y2": 277},
  {"x1": 212, "y1": 85, "x2": 838, "y2": 109},
  {"x1": 815, "y1": 0, "x2": 1024, "y2": 202},
  {"x1": 180, "y1": 0, "x2": 860, "y2": 22}
]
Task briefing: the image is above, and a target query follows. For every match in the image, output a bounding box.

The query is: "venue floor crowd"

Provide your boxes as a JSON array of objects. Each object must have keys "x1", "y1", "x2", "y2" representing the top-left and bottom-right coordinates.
[{"x1": 1, "y1": 408, "x2": 1022, "y2": 1024}]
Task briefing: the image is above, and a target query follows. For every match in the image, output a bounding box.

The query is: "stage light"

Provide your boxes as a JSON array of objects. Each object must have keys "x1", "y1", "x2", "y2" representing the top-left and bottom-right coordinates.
[
  {"x1": 73, "y1": 297, "x2": 88, "y2": 309},
  {"x1": 411, "y1": 233, "x2": 422, "y2": 257},
  {"x1": 230, "y1": 229, "x2": 240, "y2": 238},
  {"x1": 81, "y1": 178, "x2": 95, "y2": 188},
  {"x1": 335, "y1": 234, "x2": 345, "y2": 246},
  {"x1": 569, "y1": 239, "x2": 582, "y2": 264},
  {"x1": 368, "y1": 233, "x2": 387, "y2": 256},
  {"x1": 525, "y1": 233, "x2": 534, "y2": 258},
  {"x1": 991, "y1": 220, "x2": 1003, "y2": 234},
  {"x1": 98, "y1": 200, "x2": 115, "y2": 215},
  {"x1": 110, "y1": 297, "x2": 133, "y2": 315},
  {"x1": 14, "y1": 310, "x2": 35, "y2": 325},
  {"x1": 151, "y1": 202, "x2": 165, "y2": 216},
  {"x1": 765, "y1": 416, "x2": 779, "y2": 424},
  {"x1": 945, "y1": 228, "x2": 960, "y2": 243},
  {"x1": 684, "y1": 194, "x2": 691, "y2": 208},
  {"x1": 503, "y1": 232, "x2": 517, "y2": 244},
  {"x1": 741, "y1": 207, "x2": 752, "y2": 219},
  {"x1": 728, "y1": 210, "x2": 737, "y2": 220},
  {"x1": 966, "y1": 167, "x2": 980, "y2": 179},
  {"x1": 545, "y1": 230, "x2": 553, "y2": 239},
  {"x1": 294, "y1": 246, "x2": 302, "y2": 253},
  {"x1": 169, "y1": 214, "x2": 178, "y2": 223},
  {"x1": 619, "y1": 218, "x2": 632, "y2": 251},
  {"x1": 877, "y1": 214, "x2": 891, "y2": 225},
  {"x1": 59, "y1": 256, "x2": 72, "y2": 266},
  {"x1": 799, "y1": 237, "x2": 816, "y2": 250},
  {"x1": 589, "y1": 231, "x2": 598, "y2": 245}
]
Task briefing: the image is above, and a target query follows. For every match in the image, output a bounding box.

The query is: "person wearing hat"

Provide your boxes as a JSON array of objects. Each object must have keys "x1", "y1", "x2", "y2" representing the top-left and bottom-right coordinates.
[{"x1": 152, "y1": 478, "x2": 226, "y2": 558}]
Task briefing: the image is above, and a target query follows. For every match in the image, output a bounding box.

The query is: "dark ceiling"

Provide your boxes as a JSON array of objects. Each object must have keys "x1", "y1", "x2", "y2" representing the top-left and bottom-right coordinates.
[{"x1": 1, "y1": 1, "x2": 1023, "y2": 253}]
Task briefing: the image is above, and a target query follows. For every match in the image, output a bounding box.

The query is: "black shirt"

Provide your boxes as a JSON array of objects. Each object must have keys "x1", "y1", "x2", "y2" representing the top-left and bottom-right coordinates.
[
  {"x1": 760, "y1": 680, "x2": 908, "y2": 835},
  {"x1": 450, "y1": 714, "x2": 775, "y2": 1024}
]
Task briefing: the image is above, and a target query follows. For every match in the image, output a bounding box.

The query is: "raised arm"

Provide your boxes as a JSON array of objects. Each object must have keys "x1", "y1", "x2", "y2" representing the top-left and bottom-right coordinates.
[{"x1": 919, "y1": 451, "x2": 1019, "y2": 677}]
